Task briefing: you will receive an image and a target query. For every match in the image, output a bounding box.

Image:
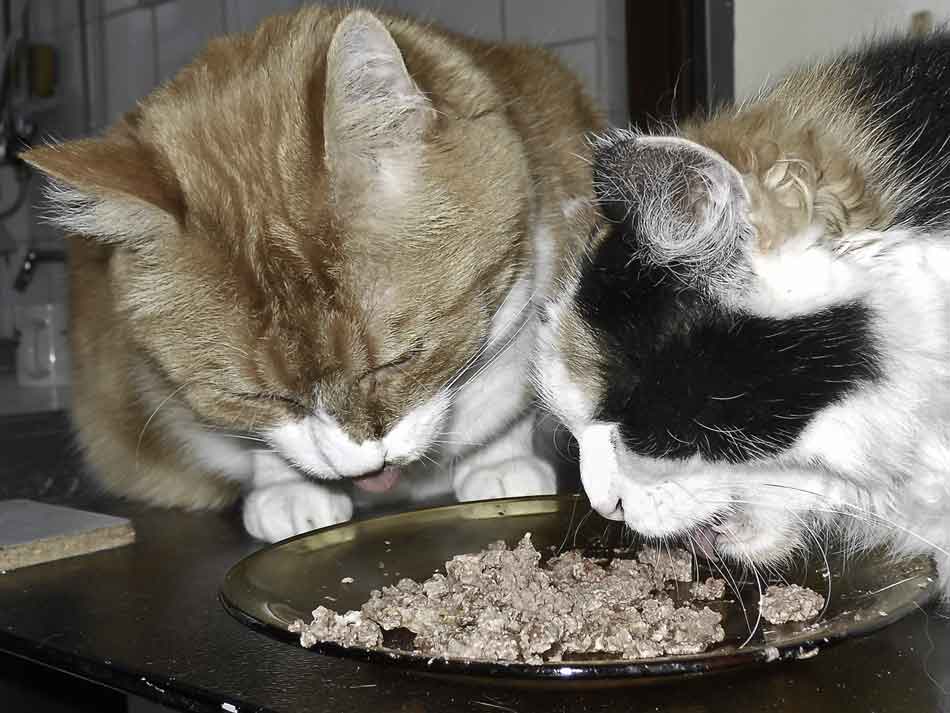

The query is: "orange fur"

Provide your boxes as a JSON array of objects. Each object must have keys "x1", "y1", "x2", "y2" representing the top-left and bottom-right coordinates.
[{"x1": 25, "y1": 6, "x2": 601, "y2": 509}]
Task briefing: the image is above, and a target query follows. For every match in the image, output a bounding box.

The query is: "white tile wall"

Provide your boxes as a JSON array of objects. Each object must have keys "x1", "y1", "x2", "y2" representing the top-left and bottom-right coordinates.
[
  {"x1": 82, "y1": 0, "x2": 621, "y2": 127},
  {"x1": 101, "y1": 6, "x2": 156, "y2": 123},
  {"x1": 551, "y1": 40, "x2": 599, "y2": 101},
  {"x1": 223, "y1": 0, "x2": 304, "y2": 34},
  {"x1": 504, "y1": 0, "x2": 597, "y2": 44},
  {"x1": 155, "y1": 1, "x2": 226, "y2": 81},
  {"x1": 30, "y1": 0, "x2": 623, "y2": 136},
  {"x1": 600, "y1": 0, "x2": 628, "y2": 126},
  {"x1": 100, "y1": 0, "x2": 140, "y2": 14},
  {"x1": 396, "y1": 0, "x2": 504, "y2": 40},
  {"x1": 6, "y1": 0, "x2": 626, "y2": 322},
  {"x1": 30, "y1": 0, "x2": 80, "y2": 35}
]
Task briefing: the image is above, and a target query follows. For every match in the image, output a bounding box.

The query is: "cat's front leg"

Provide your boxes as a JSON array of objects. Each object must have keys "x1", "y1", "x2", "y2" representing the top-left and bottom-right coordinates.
[
  {"x1": 242, "y1": 451, "x2": 353, "y2": 542},
  {"x1": 452, "y1": 411, "x2": 557, "y2": 502}
]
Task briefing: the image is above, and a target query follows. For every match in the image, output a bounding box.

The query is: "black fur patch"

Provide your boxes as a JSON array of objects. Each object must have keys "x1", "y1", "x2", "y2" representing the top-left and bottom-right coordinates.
[
  {"x1": 848, "y1": 33, "x2": 950, "y2": 227},
  {"x1": 575, "y1": 228, "x2": 882, "y2": 462}
]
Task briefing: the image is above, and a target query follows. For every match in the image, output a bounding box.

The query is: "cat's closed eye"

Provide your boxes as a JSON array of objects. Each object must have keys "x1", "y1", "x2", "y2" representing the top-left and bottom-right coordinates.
[
  {"x1": 226, "y1": 389, "x2": 308, "y2": 411},
  {"x1": 357, "y1": 347, "x2": 423, "y2": 388},
  {"x1": 375, "y1": 350, "x2": 418, "y2": 372}
]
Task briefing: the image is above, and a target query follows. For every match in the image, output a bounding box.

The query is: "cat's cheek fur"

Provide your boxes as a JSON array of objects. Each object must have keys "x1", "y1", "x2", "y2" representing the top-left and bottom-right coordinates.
[{"x1": 383, "y1": 393, "x2": 451, "y2": 463}]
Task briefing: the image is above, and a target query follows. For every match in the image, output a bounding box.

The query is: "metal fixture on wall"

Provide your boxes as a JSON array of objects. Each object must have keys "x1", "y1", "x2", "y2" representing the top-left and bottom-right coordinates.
[
  {"x1": 12, "y1": 248, "x2": 65, "y2": 292},
  {"x1": 626, "y1": 0, "x2": 734, "y2": 129}
]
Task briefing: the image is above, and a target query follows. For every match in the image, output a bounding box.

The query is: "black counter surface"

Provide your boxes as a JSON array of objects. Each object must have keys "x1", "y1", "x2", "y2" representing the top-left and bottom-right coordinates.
[{"x1": 0, "y1": 412, "x2": 948, "y2": 713}]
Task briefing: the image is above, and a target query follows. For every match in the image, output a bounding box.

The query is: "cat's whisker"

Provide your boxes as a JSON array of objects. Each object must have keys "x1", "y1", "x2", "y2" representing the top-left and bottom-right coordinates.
[
  {"x1": 442, "y1": 288, "x2": 538, "y2": 393},
  {"x1": 202, "y1": 431, "x2": 269, "y2": 444},
  {"x1": 705, "y1": 514, "x2": 766, "y2": 647},
  {"x1": 441, "y1": 287, "x2": 524, "y2": 392},
  {"x1": 684, "y1": 531, "x2": 701, "y2": 586},
  {"x1": 738, "y1": 549, "x2": 765, "y2": 649},
  {"x1": 135, "y1": 379, "x2": 198, "y2": 474},
  {"x1": 692, "y1": 527, "x2": 754, "y2": 636},
  {"x1": 786, "y1": 507, "x2": 834, "y2": 618},
  {"x1": 557, "y1": 496, "x2": 580, "y2": 556},
  {"x1": 662, "y1": 540, "x2": 681, "y2": 598},
  {"x1": 572, "y1": 507, "x2": 595, "y2": 551},
  {"x1": 417, "y1": 452, "x2": 438, "y2": 467},
  {"x1": 455, "y1": 290, "x2": 539, "y2": 391},
  {"x1": 428, "y1": 438, "x2": 485, "y2": 447}
]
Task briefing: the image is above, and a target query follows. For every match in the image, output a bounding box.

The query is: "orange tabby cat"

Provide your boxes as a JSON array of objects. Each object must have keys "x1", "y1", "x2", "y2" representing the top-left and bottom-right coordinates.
[{"x1": 25, "y1": 6, "x2": 600, "y2": 541}]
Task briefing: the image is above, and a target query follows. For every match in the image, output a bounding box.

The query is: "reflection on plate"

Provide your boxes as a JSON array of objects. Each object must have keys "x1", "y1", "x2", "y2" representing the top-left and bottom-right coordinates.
[{"x1": 220, "y1": 495, "x2": 938, "y2": 686}]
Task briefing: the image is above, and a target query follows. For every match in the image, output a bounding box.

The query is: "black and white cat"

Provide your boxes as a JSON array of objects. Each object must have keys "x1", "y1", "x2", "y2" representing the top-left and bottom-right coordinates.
[{"x1": 537, "y1": 31, "x2": 950, "y2": 595}]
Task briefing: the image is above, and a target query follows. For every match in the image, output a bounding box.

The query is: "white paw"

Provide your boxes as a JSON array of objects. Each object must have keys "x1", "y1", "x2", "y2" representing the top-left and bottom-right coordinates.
[
  {"x1": 242, "y1": 481, "x2": 354, "y2": 542},
  {"x1": 455, "y1": 456, "x2": 557, "y2": 502}
]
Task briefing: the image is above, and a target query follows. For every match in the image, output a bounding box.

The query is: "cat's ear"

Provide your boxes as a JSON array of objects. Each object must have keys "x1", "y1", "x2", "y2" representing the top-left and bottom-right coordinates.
[
  {"x1": 592, "y1": 133, "x2": 752, "y2": 284},
  {"x1": 22, "y1": 136, "x2": 181, "y2": 247},
  {"x1": 323, "y1": 11, "x2": 435, "y2": 180}
]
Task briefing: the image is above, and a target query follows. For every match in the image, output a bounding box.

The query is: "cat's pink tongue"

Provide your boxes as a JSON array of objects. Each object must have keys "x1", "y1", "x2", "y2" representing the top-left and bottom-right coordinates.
[{"x1": 353, "y1": 465, "x2": 401, "y2": 493}]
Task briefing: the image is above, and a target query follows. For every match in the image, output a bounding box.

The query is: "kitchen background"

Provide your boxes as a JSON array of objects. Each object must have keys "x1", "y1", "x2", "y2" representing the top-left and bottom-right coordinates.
[
  {"x1": 1, "y1": 0, "x2": 949, "y2": 415},
  {"x1": 2, "y1": 3, "x2": 950, "y2": 712}
]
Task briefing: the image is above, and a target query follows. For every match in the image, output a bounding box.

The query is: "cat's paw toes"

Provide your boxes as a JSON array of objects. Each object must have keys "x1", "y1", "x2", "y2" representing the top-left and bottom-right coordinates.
[
  {"x1": 455, "y1": 457, "x2": 557, "y2": 502},
  {"x1": 242, "y1": 481, "x2": 353, "y2": 542}
]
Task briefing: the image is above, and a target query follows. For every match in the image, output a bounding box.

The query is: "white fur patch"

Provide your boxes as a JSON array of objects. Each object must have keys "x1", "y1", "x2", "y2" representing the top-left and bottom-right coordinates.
[
  {"x1": 383, "y1": 393, "x2": 450, "y2": 463},
  {"x1": 738, "y1": 226, "x2": 869, "y2": 318},
  {"x1": 444, "y1": 270, "x2": 538, "y2": 452},
  {"x1": 172, "y1": 422, "x2": 255, "y2": 482},
  {"x1": 532, "y1": 221, "x2": 557, "y2": 300},
  {"x1": 535, "y1": 344, "x2": 594, "y2": 436},
  {"x1": 535, "y1": 288, "x2": 595, "y2": 435}
]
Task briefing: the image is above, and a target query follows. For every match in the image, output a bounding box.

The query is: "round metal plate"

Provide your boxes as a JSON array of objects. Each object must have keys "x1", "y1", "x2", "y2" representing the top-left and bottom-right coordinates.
[{"x1": 221, "y1": 494, "x2": 938, "y2": 686}]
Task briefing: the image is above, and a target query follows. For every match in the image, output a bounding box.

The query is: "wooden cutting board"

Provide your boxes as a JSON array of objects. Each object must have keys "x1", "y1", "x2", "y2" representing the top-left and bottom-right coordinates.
[{"x1": 0, "y1": 499, "x2": 135, "y2": 571}]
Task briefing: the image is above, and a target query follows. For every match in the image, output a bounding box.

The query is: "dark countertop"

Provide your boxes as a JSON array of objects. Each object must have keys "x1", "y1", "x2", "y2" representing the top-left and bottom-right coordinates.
[{"x1": 1, "y1": 412, "x2": 949, "y2": 713}]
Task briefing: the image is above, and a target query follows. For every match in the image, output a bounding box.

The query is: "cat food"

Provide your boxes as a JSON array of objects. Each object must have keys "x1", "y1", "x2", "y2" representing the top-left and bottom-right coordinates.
[
  {"x1": 690, "y1": 576, "x2": 728, "y2": 600},
  {"x1": 759, "y1": 584, "x2": 825, "y2": 624},
  {"x1": 290, "y1": 534, "x2": 729, "y2": 663}
]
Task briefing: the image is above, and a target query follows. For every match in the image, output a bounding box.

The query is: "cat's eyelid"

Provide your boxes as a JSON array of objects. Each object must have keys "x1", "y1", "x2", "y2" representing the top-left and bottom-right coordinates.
[
  {"x1": 360, "y1": 344, "x2": 424, "y2": 380},
  {"x1": 368, "y1": 351, "x2": 415, "y2": 375},
  {"x1": 227, "y1": 389, "x2": 307, "y2": 409}
]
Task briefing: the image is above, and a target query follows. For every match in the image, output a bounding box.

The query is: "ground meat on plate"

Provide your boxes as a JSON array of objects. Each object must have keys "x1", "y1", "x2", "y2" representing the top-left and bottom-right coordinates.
[
  {"x1": 288, "y1": 608, "x2": 381, "y2": 648},
  {"x1": 690, "y1": 576, "x2": 727, "y2": 600},
  {"x1": 289, "y1": 533, "x2": 729, "y2": 663},
  {"x1": 759, "y1": 584, "x2": 825, "y2": 624}
]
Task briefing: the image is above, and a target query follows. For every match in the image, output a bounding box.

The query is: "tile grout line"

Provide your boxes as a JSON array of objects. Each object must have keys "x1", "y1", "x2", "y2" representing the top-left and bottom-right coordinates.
[{"x1": 149, "y1": 3, "x2": 159, "y2": 88}]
